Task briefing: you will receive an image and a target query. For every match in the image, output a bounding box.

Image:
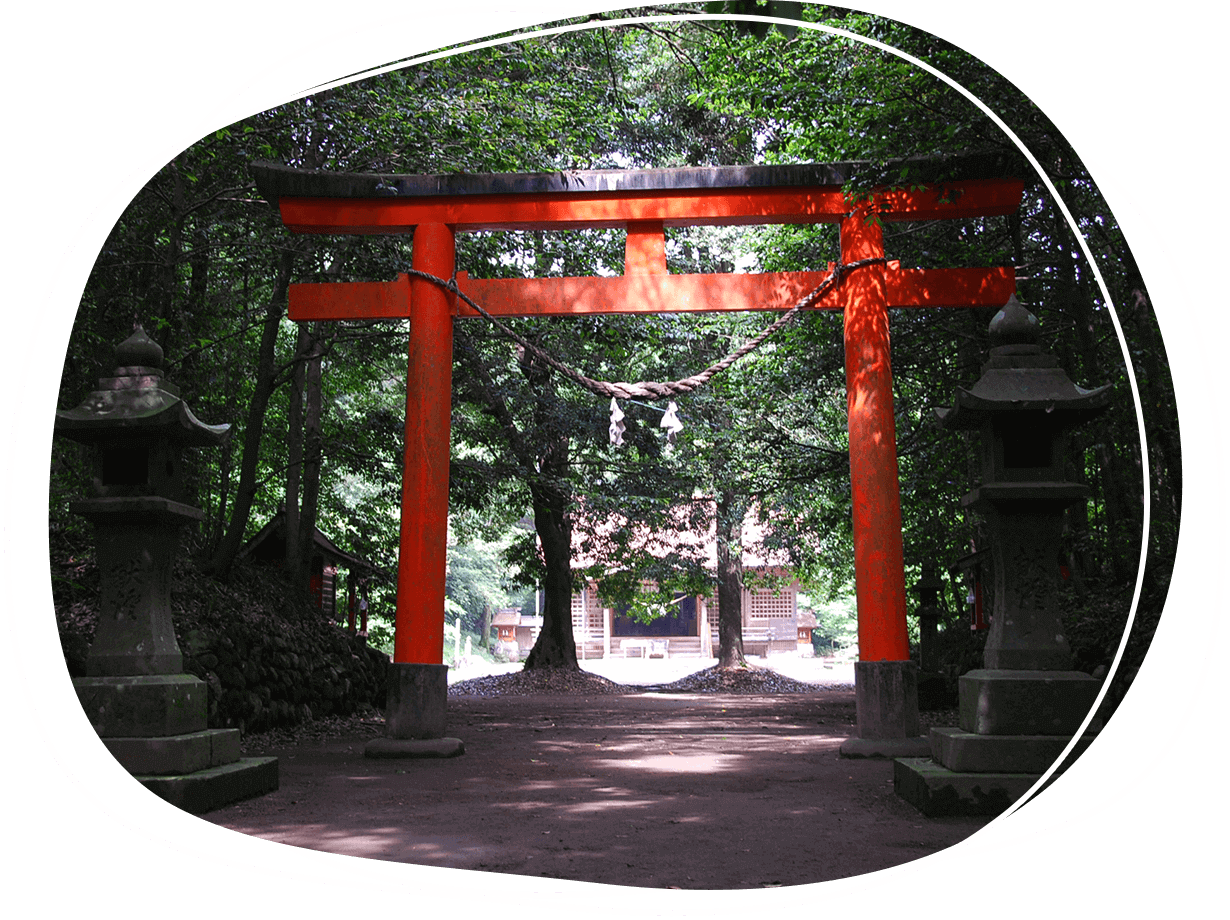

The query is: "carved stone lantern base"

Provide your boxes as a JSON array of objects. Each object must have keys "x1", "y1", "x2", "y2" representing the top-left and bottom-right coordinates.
[
  {"x1": 65, "y1": 495, "x2": 279, "y2": 812},
  {"x1": 896, "y1": 484, "x2": 1104, "y2": 814},
  {"x1": 893, "y1": 665, "x2": 1101, "y2": 815},
  {"x1": 74, "y1": 671, "x2": 279, "y2": 813}
]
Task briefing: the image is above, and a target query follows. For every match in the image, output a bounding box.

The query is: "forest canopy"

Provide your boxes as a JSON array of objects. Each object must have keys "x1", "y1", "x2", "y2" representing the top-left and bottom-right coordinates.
[{"x1": 48, "y1": 6, "x2": 1177, "y2": 688}]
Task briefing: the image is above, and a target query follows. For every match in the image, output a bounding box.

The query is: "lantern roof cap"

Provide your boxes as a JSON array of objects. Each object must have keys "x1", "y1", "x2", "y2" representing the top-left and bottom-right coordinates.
[
  {"x1": 55, "y1": 326, "x2": 230, "y2": 446},
  {"x1": 935, "y1": 297, "x2": 1111, "y2": 429}
]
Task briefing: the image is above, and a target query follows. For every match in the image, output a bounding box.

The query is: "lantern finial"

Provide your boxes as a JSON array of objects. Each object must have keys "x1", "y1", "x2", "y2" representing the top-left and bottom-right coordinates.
[
  {"x1": 114, "y1": 325, "x2": 164, "y2": 370},
  {"x1": 988, "y1": 294, "x2": 1040, "y2": 351}
]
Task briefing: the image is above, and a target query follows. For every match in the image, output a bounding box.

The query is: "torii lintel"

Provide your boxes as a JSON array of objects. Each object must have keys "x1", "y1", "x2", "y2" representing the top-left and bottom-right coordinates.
[
  {"x1": 287, "y1": 266, "x2": 1016, "y2": 321},
  {"x1": 253, "y1": 158, "x2": 1023, "y2": 233}
]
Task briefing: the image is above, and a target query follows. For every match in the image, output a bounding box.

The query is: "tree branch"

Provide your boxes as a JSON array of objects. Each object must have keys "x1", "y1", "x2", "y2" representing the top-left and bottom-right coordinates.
[{"x1": 453, "y1": 331, "x2": 536, "y2": 472}]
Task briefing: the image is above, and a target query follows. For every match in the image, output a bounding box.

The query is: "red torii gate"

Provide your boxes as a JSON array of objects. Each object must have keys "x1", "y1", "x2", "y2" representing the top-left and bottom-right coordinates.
[{"x1": 252, "y1": 160, "x2": 1021, "y2": 749}]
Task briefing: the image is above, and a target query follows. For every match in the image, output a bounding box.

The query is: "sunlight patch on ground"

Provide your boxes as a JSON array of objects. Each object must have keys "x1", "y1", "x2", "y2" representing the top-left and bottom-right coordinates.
[
  {"x1": 492, "y1": 800, "x2": 559, "y2": 812},
  {"x1": 562, "y1": 798, "x2": 667, "y2": 814},
  {"x1": 512, "y1": 779, "x2": 609, "y2": 793},
  {"x1": 221, "y1": 825, "x2": 499, "y2": 863},
  {"x1": 594, "y1": 753, "x2": 740, "y2": 774}
]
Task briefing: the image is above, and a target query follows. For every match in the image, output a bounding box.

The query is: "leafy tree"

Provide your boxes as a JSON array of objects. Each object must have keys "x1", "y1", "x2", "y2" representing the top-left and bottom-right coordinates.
[
  {"x1": 684, "y1": 8, "x2": 1173, "y2": 682},
  {"x1": 52, "y1": 9, "x2": 1175, "y2": 700}
]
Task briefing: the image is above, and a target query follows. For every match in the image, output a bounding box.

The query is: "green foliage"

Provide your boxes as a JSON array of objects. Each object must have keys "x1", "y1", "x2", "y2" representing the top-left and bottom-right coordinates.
[
  {"x1": 446, "y1": 533, "x2": 531, "y2": 637},
  {"x1": 364, "y1": 611, "x2": 396, "y2": 659},
  {"x1": 52, "y1": 9, "x2": 1175, "y2": 686},
  {"x1": 800, "y1": 591, "x2": 858, "y2": 650},
  {"x1": 705, "y1": 2, "x2": 804, "y2": 40}
]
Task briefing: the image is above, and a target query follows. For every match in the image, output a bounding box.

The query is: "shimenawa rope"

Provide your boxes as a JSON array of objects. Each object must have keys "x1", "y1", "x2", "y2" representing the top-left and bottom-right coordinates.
[{"x1": 404, "y1": 256, "x2": 886, "y2": 401}]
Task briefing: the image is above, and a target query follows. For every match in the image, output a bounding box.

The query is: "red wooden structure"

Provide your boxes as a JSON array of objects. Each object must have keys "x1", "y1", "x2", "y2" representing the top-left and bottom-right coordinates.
[{"x1": 253, "y1": 160, "x2": 1021, "y2": 671}]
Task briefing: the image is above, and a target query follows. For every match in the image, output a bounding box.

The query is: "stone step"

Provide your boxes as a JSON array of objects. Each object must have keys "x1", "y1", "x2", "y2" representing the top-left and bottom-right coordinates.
[
  {"x1": 136, "y1": 757, "x2": 279, "y2": 815},
  {"x1": 930, "y1": 726, "x2": 1095, "y2": 774},
  {"x1": 103, "y1": 728, "x2": 241, "y2": 776},
  {"x1": 893, "y1": 756, "x2": 1038, "y2": 817}
]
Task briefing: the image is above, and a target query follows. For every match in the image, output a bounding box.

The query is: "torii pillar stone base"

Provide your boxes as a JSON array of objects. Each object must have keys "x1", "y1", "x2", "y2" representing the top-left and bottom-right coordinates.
[
  {"x1": 364, "y1": 663, "x2": 464, "y2": 759},
  {"x1": 839, "y1": 661, "x2": 930, "y2": 758}
]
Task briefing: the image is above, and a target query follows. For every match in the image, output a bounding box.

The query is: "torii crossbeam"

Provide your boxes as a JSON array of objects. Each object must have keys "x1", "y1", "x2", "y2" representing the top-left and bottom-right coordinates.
[{"x1": 252, "y1": 158, "x2": 1022, "y2": 749}]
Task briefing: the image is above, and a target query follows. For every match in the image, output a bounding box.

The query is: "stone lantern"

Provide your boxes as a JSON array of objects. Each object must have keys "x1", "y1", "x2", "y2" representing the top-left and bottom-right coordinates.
[
  {"x1": 938, "y1": 296, "x2": 1110, "y2": 674},
  {"x1": 912, "y1": 564, "x2": 947, "y2": 710},
  {"x1": 56, "y1": 327, "x2": 277, "y2": 813},
  {"x1": 896, "y1": 295, "x2": 1111, "y2": 816}
]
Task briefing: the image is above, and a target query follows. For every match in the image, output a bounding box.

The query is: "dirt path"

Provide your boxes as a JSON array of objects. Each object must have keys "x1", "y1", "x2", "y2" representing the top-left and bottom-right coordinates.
[{"x1": 206, "y1": 688, "x2": 988, "y2": 889}]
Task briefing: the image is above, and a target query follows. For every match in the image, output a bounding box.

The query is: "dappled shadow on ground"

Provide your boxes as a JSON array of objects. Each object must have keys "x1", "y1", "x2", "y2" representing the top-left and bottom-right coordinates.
[{"x1": 207, "y1": 691, "x2": 988, "y2": 889}]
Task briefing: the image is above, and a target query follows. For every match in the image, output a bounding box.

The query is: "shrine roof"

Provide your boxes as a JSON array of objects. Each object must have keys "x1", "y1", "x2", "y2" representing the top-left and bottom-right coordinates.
[
  {"x1": 236, "y1": 508, "x2": 383, "y2": 575},
  {"x1": 251, "y1": 151, "x2": 1019, "y2": 203}
]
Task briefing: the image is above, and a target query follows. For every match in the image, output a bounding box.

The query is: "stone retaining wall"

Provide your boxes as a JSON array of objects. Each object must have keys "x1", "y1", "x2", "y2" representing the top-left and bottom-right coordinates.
[
  {"x1": 56, "y1": 558, "x2": 391, "y2": 734},
  {"x1": 179, "y1": 623, "x2": 389, "y2": 733}
]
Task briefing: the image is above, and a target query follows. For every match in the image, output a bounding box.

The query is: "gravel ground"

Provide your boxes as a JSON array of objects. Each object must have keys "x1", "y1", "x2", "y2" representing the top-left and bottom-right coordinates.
[{"x1": 452, "y1": 659, "x2": 846, "y2": 698}]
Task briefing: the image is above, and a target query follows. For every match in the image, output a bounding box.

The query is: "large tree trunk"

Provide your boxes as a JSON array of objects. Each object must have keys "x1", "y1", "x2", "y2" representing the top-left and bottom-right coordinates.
[
  {"x1": 523, "y1": 476, "x2": 579, "y2": 670},
  {"x1": 1050, "y1": 204, "x2": 1135, "y2": 583},
  {"x1": 283, "y1": 322, "x2": 310, "y2": 581},
  {"x1": 288, "y1": 244, "x2": 345, "y2": 586},
  {"x1": 1122, "y1": 284, "x2": 1181, "y2": 513},
  {"x1": 450, "y1": 329, "x2": 578, "y2": 669},
  {"x1": 715, "y1": 487, "x2": 748, "y2": 669},
  {"x1": 210, "y1": 436, "x2": 232, "y2": 552},
  {"x1": 207, "y1": 250, "x2": 295, "y2": 580},
  {"x1": 294, "y1": 326, "x2": 325, "y2": 605}
]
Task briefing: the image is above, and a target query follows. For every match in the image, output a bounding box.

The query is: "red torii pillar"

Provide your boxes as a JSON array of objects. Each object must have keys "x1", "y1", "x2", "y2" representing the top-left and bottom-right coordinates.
[
  {"x1": 842, "y1": 205, "x2": 909, "y2": 663},
  {"x1": 400, "y1": 222, "x2": 455, "y2": 667},
  {"x1": 840, "y1": 205, "x2": 916, "y2": 753},
  {"x1": 252, "y1": 162, "x2": 1022, "y2": 749}
]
